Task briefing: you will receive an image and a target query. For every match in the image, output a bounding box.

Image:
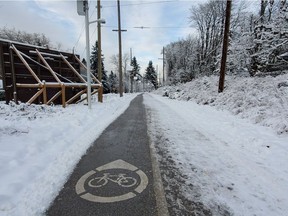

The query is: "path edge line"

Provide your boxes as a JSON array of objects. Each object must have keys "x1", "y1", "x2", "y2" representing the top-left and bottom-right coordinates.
[{"x1": 146, "y1": 105, "x2": 170, "y2": 216}]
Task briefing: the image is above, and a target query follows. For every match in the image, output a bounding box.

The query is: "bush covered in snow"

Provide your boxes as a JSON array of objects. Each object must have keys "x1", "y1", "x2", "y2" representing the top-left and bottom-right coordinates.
[{"x1": 155, "y1": 75, "x2": 288, "y2": 134}]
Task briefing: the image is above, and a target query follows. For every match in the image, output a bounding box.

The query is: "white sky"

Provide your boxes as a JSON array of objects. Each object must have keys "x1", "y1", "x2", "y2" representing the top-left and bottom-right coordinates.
[
  {"x1": 0, "y1": 0, "x2": 259, "y2": 75},
  {"x1": 0, "y1": 0, "x2": 204, "y2": 75}
]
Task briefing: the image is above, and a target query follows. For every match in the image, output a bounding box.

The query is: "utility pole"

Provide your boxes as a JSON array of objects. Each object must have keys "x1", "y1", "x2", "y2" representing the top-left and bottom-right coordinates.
[
  {"x1": 158, "y1": 47, "x2": 165, "y2": 86},
  {"x1": 218, "y1": 0, "x2": 232, "y2": 93},
  {"x1": 117, "y1": 0, "x2": 123, "y2": 97},
  {"x1": 97, "y1": 0, "x2": 103, "y2": 102},
  {"x1": 162, "y1": 46, "x2": 165, "y2": 85},
  {"x1": 113, "y1": 0, "x2": 127, "y2": 97}
]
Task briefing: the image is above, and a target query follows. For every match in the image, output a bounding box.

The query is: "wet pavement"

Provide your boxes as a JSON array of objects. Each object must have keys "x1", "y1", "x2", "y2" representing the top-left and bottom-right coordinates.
[{"x1": 46, "y1": 94, "x2": 158, "y2": 216}]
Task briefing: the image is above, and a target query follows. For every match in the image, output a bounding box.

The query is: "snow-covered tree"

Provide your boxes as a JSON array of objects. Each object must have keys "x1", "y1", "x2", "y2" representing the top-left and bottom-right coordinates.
[
  {"x1": 130, "y1": 56, "x2": 140, "y2": 76},
  {"x1": 144, "y1": 61, "x2": 158, "y2": 89},
  {"x1": 165, "y1": 0, "x2": 272, "y2": 83},
  {"x1": 108, "y1": 71, "x2": 118, "y2": 93},
  {"x1": 165, "y1": 36, "x2": 198, "y2": 84},
  {"x1": 0, "y1": 27, "x2": 50, "y2": 47},
  {"x1": 130, "y1": 56, "x2": 141, "y2": 92},
  {"x1": 110, "y1": 53, "x2": 130, "y2": 75},
  {"x1": 249, "y1": 0, "x2": 288, "y2": 75},
  {"x1": 189, "y1": 0, "x2": 226, "y2": 75}
]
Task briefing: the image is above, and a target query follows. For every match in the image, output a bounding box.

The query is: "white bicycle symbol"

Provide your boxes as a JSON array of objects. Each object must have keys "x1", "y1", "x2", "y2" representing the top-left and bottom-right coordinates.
[{"x1": 88, "y1": 173, "x2": 137, "y2": 188}]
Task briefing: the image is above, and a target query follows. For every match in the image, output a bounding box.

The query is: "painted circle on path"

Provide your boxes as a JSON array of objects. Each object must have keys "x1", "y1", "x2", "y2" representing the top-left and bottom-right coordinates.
[{"x1": 75, "y1": 159, "x2": 149, "y2": 203}]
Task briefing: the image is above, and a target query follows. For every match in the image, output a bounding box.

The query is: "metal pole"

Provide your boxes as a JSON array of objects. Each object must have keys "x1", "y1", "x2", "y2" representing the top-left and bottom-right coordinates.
[
  {"x1": 218, "y1": 0, "x2": 232, "y2": 93},
  {"x1": 117, "y1": 0, "x2": 123, "y2": 97},
  {"x1": 85, "y1": 0, "x2": 92, "y2": 109},
  {"x1": 97, "y1": 0, "x2": 103, "y2": 102}
]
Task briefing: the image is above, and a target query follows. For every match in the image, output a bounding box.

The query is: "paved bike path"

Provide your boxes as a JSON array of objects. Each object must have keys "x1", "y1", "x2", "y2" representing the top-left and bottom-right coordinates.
[{"x1": 46, "y1": 94, "x2": 158, "y2": 216}]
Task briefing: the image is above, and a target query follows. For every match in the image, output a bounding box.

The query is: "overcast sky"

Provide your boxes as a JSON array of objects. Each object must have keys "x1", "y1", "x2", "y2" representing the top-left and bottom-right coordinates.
[
  {"x1": 0, "y1": 0, "x2": 256, "y2": 77},
  {"x1": 0, "y1": 0, "x2": 205, "y2": 76}
]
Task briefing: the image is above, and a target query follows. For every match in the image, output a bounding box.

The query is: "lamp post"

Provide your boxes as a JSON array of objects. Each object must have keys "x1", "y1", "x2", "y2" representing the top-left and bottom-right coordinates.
[
  {"x1": 84, "y1": 1, "x2": 92, "y2": 109},
  {"x1": 77, "y1": 0, "x2": 105, "y2": 108},
  {"x1": 97, "y1": 0, "x2": 103, "y2": 102}
]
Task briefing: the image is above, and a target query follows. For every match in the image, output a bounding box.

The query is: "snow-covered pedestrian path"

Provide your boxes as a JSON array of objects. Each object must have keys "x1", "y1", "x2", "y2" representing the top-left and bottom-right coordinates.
[
  {"x1": 1, "y1": 91, "x2": 288, "y2": 216},
  {"x1": 144, "y1": 93, "x2": 288, "y2": 216},
  {"x1": 0, "y1": 94, "x2": 138, "y2": 216}
]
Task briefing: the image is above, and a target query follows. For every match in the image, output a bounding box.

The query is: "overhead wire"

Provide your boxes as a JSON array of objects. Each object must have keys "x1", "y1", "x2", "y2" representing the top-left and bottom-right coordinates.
[
  {"x1": 102, "y1": 25, "x2": 193, "y2": 29},
  {"x1": 101, "y1": 0, "x2": 178, "y2": 8},
  {"x1": 75, "y1": 0, "x2": 182, "y2": 57},
  {"x1": 74, "y1": 0, "x2": 97, "y2": 56}
]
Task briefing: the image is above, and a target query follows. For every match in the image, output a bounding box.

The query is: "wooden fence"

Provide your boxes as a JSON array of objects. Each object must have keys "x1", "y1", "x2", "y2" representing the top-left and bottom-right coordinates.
[{"x1": 0, "y1": 39, "x2": 103, "y2": 107}]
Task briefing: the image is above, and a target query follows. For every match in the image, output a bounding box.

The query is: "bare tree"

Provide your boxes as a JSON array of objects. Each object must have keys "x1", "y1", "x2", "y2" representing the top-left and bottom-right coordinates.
[
  {"x1": 260, "y1": 0, "x2": 268, "y2": 23},
  {"x1": 189, "y1": 1, "x2": 226, "y2": 75},
  {"x1": 0, "y1": 27, "x2": 50, "y2": 46},
  {"x1": 110, "y1": 53, "x2": 130, "y2": 92},
  {"x1": 110, "y1": 53, "x2": 129, "y2": 73},
  {"x1": 268, "y1": 0, "x2": 275, "y2": 21}
]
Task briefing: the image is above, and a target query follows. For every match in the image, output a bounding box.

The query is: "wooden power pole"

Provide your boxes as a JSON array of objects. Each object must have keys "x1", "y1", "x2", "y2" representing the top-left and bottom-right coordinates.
[
  {"x1": 112, "y1": 0, "x2": 127, "y2": 97},
  {"x1": 158, "y1": 47, "x2": 165, "y2": 86},
  {"x1": 117, "y1": 0, "x2": 123, "y2": 97},
  {"x1": 218, "y1": 0, "x2": 232, "y2": 93},
  {"x1": 112, "y1": 0, "x2": 126, "y2": 97}
]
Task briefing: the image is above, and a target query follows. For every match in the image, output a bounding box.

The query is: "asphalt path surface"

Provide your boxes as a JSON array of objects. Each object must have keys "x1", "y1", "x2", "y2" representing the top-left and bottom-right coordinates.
[{"x1": 46, "y1": 94, "x2": 158, "y2": 216}]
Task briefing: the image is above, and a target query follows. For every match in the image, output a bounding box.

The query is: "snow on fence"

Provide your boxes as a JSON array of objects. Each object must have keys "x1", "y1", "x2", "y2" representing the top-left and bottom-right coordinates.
[{"x1": 0, "y1": 39, "x2": 103, "y2": 107}]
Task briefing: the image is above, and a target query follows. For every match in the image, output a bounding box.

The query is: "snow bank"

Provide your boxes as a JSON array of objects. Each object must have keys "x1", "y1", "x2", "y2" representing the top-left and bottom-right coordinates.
[
  {"x1": 0, "y1": 94, "x2": 137, "y2": 216},
  {"x1": 144, "y1": 93, "x2": 288, "y2": 216},
  {"x1": 155, "y1": 75, "x2": 288, "y2": 134}
]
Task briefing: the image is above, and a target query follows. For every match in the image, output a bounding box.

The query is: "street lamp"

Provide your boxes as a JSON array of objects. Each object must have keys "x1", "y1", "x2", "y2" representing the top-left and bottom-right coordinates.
[
  {"x1": 89, "y1": 19, "x2": 106, "y2": 25},
  {"x1": 77, "y1": 0, "x2": 105, "y2": 109}
]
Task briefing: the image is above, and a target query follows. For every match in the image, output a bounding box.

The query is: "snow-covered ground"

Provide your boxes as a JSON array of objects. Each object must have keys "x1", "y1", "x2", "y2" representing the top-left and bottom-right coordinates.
[
  {"x1": 0, "y1": 94, "x2": 137, "y2": 216},
  {"x1": 155, "y1": 75, "x2": 288, "y2": 135},
  {"x1": 1, "y1": 74, "x2": 288, "y2": 216},
  {"x1": 144, "y1": 93, "x2": 288, "y2": 216},
  {"x1": 145, "y1": 74, "x2": 288, "y2": 215}
]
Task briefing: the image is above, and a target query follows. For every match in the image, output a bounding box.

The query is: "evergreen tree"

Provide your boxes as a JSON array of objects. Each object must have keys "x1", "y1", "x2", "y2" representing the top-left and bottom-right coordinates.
[
  {"x1": 82, "y1": 58, "x2": 87, "y2": 66},
  {"x1": 90, "y1": 41, "x2": 102, "y2": 76},
  {"x1": 130, "y1": 56, "x2": 141, "y2": 92},
  {"x1": 90, "y1": 41, "x2": 109, "y2": 93},
  {"x1": 145, "y1": 61, "x2": 158, "y2": 89},
  {"x1": 102, "y1": 70, "x2": 109, "y2": 94},
  {"x1": 108, "y1": 71, "x2": 119, "y2": 93},
  {"x1": 130, "y1": 56, "x2": 140, "y2": 77}
]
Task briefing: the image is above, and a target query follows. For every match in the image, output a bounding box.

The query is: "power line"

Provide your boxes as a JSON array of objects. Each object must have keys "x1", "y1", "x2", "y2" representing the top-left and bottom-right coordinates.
[
  {"x1": 102, "y1": 25, "x2": 193, "y2": 29},
  {"x1": 101, "y1": 0, "x2": 177, "y2": 8},
  {"x1": 134, "y1": 26, "x2": 192, "y2": 29},
  {"x1": 74, "y1": 1, "x2": 97, "y2": 54}
]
